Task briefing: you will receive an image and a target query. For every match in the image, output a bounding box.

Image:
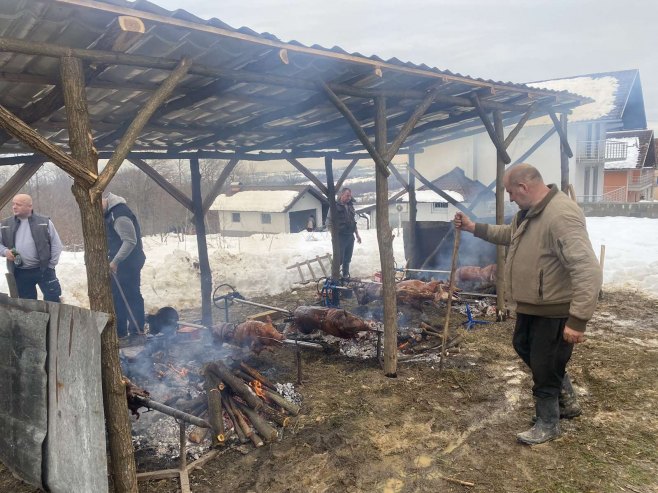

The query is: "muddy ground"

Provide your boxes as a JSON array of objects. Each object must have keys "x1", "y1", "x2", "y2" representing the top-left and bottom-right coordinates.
[{"x1": 1, "y1": 287, "x2": 657, "y2": 493}]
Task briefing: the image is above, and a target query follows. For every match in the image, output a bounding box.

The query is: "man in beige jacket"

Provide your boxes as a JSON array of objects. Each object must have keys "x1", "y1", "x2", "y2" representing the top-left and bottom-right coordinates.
[{"x1": 455, "y1": 164, "x2": 602, "y2": 445}]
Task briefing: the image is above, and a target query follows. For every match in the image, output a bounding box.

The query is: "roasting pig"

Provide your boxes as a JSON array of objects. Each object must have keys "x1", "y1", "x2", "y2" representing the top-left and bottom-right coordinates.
[
  {"x1": 455, "y1": 264, "x2": 497, "y2": 289},
  {"x1": 290, "y1": 306, "x2": 374, "y2": 338},
  {"x1": 212, "y1": 316, "x2": 285, "y2": 353},
  {"x1": 354, "y1": 279, "x2": 457, "y2": 307}
]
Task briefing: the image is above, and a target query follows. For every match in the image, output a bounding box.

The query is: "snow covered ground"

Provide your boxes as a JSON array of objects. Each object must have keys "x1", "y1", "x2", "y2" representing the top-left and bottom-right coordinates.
[{"x1": 0, "y1": 216, "x2": 656, "y2": 312}]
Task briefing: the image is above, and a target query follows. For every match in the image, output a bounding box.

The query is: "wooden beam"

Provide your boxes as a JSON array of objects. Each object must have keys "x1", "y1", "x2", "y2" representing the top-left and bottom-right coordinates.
[
  {"x1": 60, "y1": 54, "x2": 139, "y2": 493},
  {"x1": 318, "y1": 81, "x2": 390, "y2": 177},
  {"x1": 128, "y1": 158, "x2": 194, "y2": 212},
  {"x1": 91, "y1": 57, "x2": 191, "y2": 198},
  {"x1": 503, "y1": 103, "x2": 534, "y2": 149},
  {"x1": 559, "y1": 113, "x2": 570, "y2": 192},
  {"x1": 407, "y1": 153, "x2": 418, "y2": 269},
  {"x1": 324, "y1": 156, "x2": 340, "y2": 279},
  {"x1": 285, "y1": 157, "x2": 329, "y2": 196},
  {"x1": 388, "y1": 163, "x2": 409, "y2": 189},
  {"x1": 0, "y1": 104, "x2": 96, "y2": 185},
  {"x1": 548, "y1": 109, "x2": 574, "y2": 158},
  {"x1": 190, "y1": 156, "x2": 213, "y2": 327},
  {"x1": 374, "y1": 95, "x2": 398, "y2": 378},
  {"x1": 335, "y1": 158, "x2": 359, "y2": 191},
  {"x1": 493, "y1": 110, "x2": 506, "y2": 319},
  {"x1": 202, "y1": 158, "x2": 240, "y2": 215},
  {"x1": 471, "y1": 94, "x2": 511, "y2": 164},
  {"x1": 0, "y1": 162, "x2": 43, "y2": 208}
]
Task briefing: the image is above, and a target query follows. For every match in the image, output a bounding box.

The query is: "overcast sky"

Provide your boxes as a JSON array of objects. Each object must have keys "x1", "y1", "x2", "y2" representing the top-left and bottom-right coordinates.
[{"x1": 154, "y1": 0, "x2": 657, "y2": 132}]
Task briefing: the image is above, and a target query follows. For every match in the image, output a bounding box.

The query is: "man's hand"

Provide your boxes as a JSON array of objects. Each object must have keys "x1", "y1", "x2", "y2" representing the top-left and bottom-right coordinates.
[
  {"x1": 563, "y1": 326, "x2": 586, "y2": 344},
  {"x1": 454, "y1": 212, "x2": 475, "y2": 233},
  {"x1": 5, "y1": 250, "x2": 15, "y2": 261},
  {"x1": 109, "y1": 261, "x2": 118, "y2": 274},
  {"x1": 355, "y1": 232, "x2": 362, "y2": 244}
]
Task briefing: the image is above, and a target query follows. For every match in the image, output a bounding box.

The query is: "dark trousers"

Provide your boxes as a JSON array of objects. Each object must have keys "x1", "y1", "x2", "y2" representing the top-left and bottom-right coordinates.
[
  {"x1": 111, "y1": 260, "x2": 145, "y2": 337},
  {"x1": 338, "y1": 232, "x2": 355, "y2": 277},
  {"x1": 512, "y1": 313, "x2": 573, "y2": 399},
  {"x1": 14, "y1": 267, "x2": 61, "y2": 302}
]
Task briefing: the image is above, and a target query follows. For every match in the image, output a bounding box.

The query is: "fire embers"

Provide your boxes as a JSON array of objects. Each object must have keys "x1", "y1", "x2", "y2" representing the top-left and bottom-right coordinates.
[
  {"x1": 455, "y1": 264, "x2": 497, "y2": 290},
  {"x1": 290, "y1": 306, "x2": 373, "y2": 338},
  {"x1": 354, "y1": 279, "x2": 458, "y2": 308},
  {"x1": 212, "y1": 317, "x2": 285, "y2": 353}
]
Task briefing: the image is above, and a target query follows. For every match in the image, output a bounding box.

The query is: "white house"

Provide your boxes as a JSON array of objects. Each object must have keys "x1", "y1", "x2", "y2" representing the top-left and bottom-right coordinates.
[
  {"x1": 211, "y1": 185, "x2": 328, "y2": 236},
  {"x1": 414, "y1": 70, "x2": 648, "y2": 202}
]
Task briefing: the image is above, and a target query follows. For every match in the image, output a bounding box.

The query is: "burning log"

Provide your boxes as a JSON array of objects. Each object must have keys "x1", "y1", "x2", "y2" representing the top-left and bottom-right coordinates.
[
  {"x1": 236, "y1": 401, "x2": 278, "y2": 443},
  {"x1": 226, "y1": 394, "x2": 263, "y2": 448},
  {"x1": 240, "y1": 361, "x2": 278, "y2": 392},
  {"x1": 290, "y1": 306, "x2": 374, "y2": 338},
  {"x1": 206, "y1": 361, "x2": 263, "y2": 411},
  {"x1": 262, "y1": 388, "x2": 300, "y2": 417},
  {"x1": 221, "y1": 397, "x2": 248, "y2": 444},
  {"x1": 203, "y1": 371, "x2": 226, "y2": 446},
  {"x1": 212, "y1": 317, "x2": 285, "y2": 353}
]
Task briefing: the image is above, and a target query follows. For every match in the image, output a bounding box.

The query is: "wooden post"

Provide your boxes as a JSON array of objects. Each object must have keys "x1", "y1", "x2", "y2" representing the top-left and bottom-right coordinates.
[
  {"x1": 493, "y1": 110, "x2": 506, "y2": 320},
  {"x1": 190, "y1": 156, "x2": 213, "y2": 327},
  {"x1": 560, "y1": 113, "x2": 570, "y2": 193},
  {"x1": 4, "y1": 272, "x2": 17, "y2": 298},
  {"x1": 60, "y1": 56, "x2": 138, "y2": 492},
  {"x1": 440, "y1": 229, "x2": 460, "y2": 370},
  {"x1": 374, "y1": 96, "x2": 398, "y2": 378},
  {"x1": 408, "y1": 153, "x2": 418, "y2": 269},
  {"x1": 202, "y1": 158, "x2": 240, "y2": 215},
  {"x1": 325, "y1": 156, "x2": 341, "y2": 279}
]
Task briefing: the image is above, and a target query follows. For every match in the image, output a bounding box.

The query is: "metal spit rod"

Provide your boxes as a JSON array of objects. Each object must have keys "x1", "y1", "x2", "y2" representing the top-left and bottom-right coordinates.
[
  {"x1": 397, "y1": 267, "x2": 451, "y2": 274},
  {"x1": 230, "y1": 297, "x2": 292, "y2": 315}
]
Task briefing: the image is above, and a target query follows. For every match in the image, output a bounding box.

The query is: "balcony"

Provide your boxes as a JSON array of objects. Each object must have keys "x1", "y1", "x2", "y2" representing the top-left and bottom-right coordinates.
[
  {"x1": 628, "y1": 170, "x2": 654, "y2": 190},
  {"x1": 577, "y1": 140, "x2": 605, "y2": 164}
]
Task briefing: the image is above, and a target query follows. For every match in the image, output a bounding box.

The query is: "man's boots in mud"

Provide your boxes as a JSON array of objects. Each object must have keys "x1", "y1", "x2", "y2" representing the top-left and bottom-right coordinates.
[
  {"x1": 532, "y1": 373, "x2": 582, "y2": 423},
  {"x1": 518, "y1": 396, "x2": 560, "y2": 445}
]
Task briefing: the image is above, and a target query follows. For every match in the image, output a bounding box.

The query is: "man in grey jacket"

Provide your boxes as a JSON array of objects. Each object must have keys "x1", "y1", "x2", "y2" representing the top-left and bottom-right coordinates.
[
  {"x1": 454, "y1": 164, "x2": 602, "y2": 445},
  {"x1": 102, "y1": 192, "x2": 146, "y2": 338},
  {"x1": 0, "y1": 193, "x2": 63, "y2": 302}
]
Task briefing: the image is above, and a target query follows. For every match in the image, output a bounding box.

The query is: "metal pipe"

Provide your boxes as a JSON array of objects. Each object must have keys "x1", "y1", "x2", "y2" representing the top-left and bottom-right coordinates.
[
  {"x1": 134, "y1": 396, "x2": 211, "y2": 428},
  {"x1": 397, "y1": 268, "x2": 451, "y2": 274},
  {"x1": 458, "y1": 292, "x2": 497, "y2": 298},
  {"x1": 230, "y1": 297, "x2": 292, "y2": 315},
  {"x1": 281, "y1": 339, "x2": 324, "y2": 350}
]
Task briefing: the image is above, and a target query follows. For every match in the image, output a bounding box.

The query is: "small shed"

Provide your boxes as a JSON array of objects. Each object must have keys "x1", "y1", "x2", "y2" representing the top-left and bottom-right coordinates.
[{"x1": 211, "y1": 185, "x2": 328, "y2": 236}]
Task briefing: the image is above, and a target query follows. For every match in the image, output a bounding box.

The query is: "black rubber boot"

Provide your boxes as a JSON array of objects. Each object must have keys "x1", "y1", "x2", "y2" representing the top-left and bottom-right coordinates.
[
  {"x1": 518, "y1": 397, "x2": 560, "y2": 445},
  {"x1": 532, "y1": 374, "x2": 582, "y2": 423}
]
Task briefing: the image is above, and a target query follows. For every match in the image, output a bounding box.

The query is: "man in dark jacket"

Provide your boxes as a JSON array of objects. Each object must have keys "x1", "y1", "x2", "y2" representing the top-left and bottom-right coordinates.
[
  {"x1": 454, "y1": 164, "x2": 602, "y2": 445},
  {"x1": 327, "y1": 188, "x2": 361, "y2": 279},
  {"x1": 102, "y1": 192, "x2": 146, "y2": 338},
  {"x1": 0, "y1": 193, "x2": 63, "y2": 302}
]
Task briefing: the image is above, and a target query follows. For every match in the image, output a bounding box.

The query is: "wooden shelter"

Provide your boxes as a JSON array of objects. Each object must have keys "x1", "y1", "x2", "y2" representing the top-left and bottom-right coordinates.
[{"x1": 0, "y1": 1, "x2": 587, "y2": 491}]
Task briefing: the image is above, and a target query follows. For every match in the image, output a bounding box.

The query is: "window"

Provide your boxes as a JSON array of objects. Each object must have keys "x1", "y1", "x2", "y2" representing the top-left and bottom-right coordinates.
[
  {"x1": 261, "y1": 213, "x2": 271, "y2": 224},
  {"x1": 232, "y1": 212, "x2": 240, "y2": 223},
  {"x1": 432, "y1": 202, "x2": 448, "y2": 209}
]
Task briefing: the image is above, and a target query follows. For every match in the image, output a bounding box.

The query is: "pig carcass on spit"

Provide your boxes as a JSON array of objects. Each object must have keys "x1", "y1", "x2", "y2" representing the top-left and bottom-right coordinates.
[
  {"x1": 354, "y1": 279, "x2": 457, "y2": 307},
  {"x1": 290, "y1": 306, "x2": 373, "y2": 338},
  {"x1": 455, "y1": 264, "x2": 497, "y2": 289},
  {"x1": 212, "y1": 317, "x2": 285, "y2": 353}
]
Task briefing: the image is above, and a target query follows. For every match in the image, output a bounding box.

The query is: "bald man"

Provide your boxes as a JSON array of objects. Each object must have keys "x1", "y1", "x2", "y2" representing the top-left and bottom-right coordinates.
[
  {"x1": 454, "y1": 164, "x2": 602, "y2": 445},
  {"x1": 0, "y1": 193, "x2": 63, "y2": 302}
]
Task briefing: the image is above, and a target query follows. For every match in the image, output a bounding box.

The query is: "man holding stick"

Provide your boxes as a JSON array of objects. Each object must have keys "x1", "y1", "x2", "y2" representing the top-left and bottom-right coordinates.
[{"x1": 454, "y1": 164, "x2": 601, "y2": 445}]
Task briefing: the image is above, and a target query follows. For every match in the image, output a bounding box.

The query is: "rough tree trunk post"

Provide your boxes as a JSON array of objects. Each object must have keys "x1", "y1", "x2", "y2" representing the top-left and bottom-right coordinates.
[
  {"x1": 493, "y1": 110, "x2": 507, "y2": 321},
  {"x1": 560, "y1": 113, "x2": 570, "y2": 193},
  {"x1": 374, "y1": 96, "x2": 398, "y2": 377},
  {"x1": 325, "y1": 156, "x2": 341, "y2": 279},
  {"x1": 408, "y1": 153, "x2": 418, "y2": 269},
  {"x1": 60, "y1": 56, "x2": 138, "y2": 492},
  {"x1": 190, "y1": 155, "x2": 213, "y2": 327}
]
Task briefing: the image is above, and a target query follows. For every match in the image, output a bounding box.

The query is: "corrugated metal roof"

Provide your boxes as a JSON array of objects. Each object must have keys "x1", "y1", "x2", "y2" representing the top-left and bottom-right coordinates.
[{"x1": 0, "y1": 0, "x2": 588, "y2": 157}]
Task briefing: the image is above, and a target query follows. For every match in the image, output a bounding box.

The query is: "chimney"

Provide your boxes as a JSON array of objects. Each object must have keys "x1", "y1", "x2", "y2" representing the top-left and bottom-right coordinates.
[{"x1": 228, "y1": 181, "x2": 241, "y2": 196}]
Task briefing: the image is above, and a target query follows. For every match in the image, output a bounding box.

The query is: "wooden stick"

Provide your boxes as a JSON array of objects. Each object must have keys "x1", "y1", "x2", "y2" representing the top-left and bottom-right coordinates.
[
  {"x1": 240, "y1": 362, "x2": 278, "y2": 391},
  {"x1": 262, "y1": 389, "x2": 301, "y2": 417},
  {"x1": 206, "y1": 362, "x2": 263, "y2": 410},
  {"x1": 236, "y1": 402, "x2": 278, "y2": 443},
  {"x1": 221, "y1": 398, "x2": 247, "y2": 444},
  {"x1": 436, "y1": 473, "x2": 475, "y2": 487},
  {"x1": 225, "y1": 394, "x2": 263, "y2": 447},
  {"x1": 440, "y1": 229, "x2": 461, "y2": 371},
  {"x1": 203, "y1": 373, "x2": 225, "y2": 446}
]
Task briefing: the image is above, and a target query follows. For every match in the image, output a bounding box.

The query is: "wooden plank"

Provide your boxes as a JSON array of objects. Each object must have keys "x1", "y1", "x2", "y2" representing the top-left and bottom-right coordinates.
[
  {"x1": 46, "y1": 305, "x2": 109, "y2": 493},
  {"x1": 549, "y1": 109, "x2": 574, "y2": 158},
  {"x1": 91, "y1": 57, "x2": 191, "y2": 198},
  {"x1": 388, "y1": 163, "x2": 409, "y2": 189},
  {"x1": 559, "y1": 113, "x2": 570, "y2": 193},
  {"x1": 286, "y1": 157, "x2": 329, "y2": 195},
  {"x1": 335, "y1": 158, "x2": 359, "y2": 191},
  {"x1": 471, "y1": 93, "x2": 511, "y2": 164},
  {"x1": 503, "y1": 103, "x2": 534, "y2": 149},
  {"x1": 128, "y1": 157, "x2": 194, "y2": 212}
]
